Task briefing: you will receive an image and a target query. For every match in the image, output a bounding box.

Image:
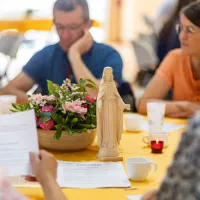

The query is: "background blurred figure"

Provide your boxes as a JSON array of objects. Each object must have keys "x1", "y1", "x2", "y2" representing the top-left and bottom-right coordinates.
[
  {"x1": 153, "y1": 0, "x2": 178, "y2": 36},
  {"x1": 0, "y1": 0, "x2": 123, "y2": 102},
  {"x1": 156, "y1": 0, "x2": 196, "y2": 64},
  {"x1": 137, "y1": 0, "x2": 196, "y2": 87},
  {"x1": 138, "y1": 1, "x2": 200, "y2": 118}
]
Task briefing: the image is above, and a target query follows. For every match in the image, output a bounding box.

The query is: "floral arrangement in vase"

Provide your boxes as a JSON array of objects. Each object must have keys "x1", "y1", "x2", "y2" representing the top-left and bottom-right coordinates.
[{"x1": 11, "y1": 79, "x2": 97, "y2": 140}]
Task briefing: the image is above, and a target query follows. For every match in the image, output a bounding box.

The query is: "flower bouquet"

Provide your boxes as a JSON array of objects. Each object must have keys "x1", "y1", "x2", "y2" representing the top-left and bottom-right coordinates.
[{"x1": 11, "y1": 79, "x2": 97, "y2": 150}]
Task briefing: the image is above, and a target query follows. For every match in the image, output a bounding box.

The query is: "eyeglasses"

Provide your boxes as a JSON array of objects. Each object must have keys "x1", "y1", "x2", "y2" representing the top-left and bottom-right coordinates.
[
  {"x1": 176, "y1": 24, "x2": 200, "y2": 35},
  {"x1": 54, "y1": 22, "x2": 84, "y2": 32}
]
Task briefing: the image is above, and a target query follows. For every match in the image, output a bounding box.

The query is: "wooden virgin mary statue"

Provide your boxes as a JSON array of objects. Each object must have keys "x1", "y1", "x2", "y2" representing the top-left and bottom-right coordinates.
[{"x1": 97, "y1": 67, "x2": 130, "y2": 161}]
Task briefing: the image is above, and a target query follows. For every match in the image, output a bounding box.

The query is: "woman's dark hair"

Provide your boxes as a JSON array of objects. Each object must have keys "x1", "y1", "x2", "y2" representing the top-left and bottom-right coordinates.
[
  {"x1": 158, "y1": 0, "x2": 197, "y2": 41},
  {"x1": 182, "y1": 1, "x2": 200, "y2": 27}
]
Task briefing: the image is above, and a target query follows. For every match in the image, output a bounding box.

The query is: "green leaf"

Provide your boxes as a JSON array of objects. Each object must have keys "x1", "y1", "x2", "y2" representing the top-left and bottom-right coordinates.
[
  {"x1": 15, "y1": 104, "x2": 22, "y2": 110},
  {"x1": 39, "y1": 116, "x2": 51, "y2": 123},
  {"x1": 10, "y1": 109, "x2": 17, "y2": 113},
  {"x1": 77, "y1": 128, "x2": 87, "y2": 133},
  {"x1": 65, "y1": 116, "x2": 69, "y2": 123},
  {"x1": 52, "y1": 113, "x2": 62, "y2": 124},
  {"x1": 76, "y1": 87, "x2": 85, "y2": 92},
  {"x1": 85, "y1": 84, "x2": 95, "y2": 89},
  {"x1": 39, "y1": 112, "x2": 52, "y2": 118},
  {"x1": 77, "y1": 124, "x2": 93, "y2": 129},
  {"x1": 55, "y1": 124, "x2": 62, "y2": 130},
  {"x1": 86, "y1": 79, "x2": 96, "y2": 86},
  {"x1": 71, "y1": 118, "x2": 78, "y2": 125},
  {"x1": 80, "y1": 79, "x2": 86, "y2": 86},
  {"x1": 11, "y1": 103, "x2": 18, "y2": 109},
  {"x1": 47, "y1": 80, "x2": 56, "y2": 95},
  {"x1": 65, "y1": 127, "x2": 74, "y2": 136},
  {"x1": 91, "y1": 118, "x2": 97, "y2": 125},
  {"x1": 53, "y1": 129, "x2": 62, "y2": 140}
]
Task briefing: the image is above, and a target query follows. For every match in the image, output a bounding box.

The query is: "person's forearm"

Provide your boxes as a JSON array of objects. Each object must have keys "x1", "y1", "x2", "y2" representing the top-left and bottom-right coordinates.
[
  {"x1": 0, "y1": 87, "x2": 28, "y2": 104},
  {"x1": 138, "y1": 99, "x2": 181, "y2": 116},
  {"x1": 68, "y1": 51, "x2": 99, "y2": 97},
  {"x1": 41, "y1": 179, "x2": 67, "y2": 200}
]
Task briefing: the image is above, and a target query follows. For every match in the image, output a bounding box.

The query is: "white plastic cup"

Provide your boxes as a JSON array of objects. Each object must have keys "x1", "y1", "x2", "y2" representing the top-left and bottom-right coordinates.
[
  {"x1": 0, "y1": 95, "x2": 17, "y2": 114},
  {"x1": 147, "y1": 102, "x2": 166, "y2": 134}
]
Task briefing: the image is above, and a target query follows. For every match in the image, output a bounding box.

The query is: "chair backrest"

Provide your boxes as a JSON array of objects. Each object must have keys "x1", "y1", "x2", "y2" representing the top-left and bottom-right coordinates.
[
  {"x1": 0, "y1": 32, "x2": 24, "y2": 58},
  {"x1": 132, "y1": 37, "x2": 158, "y2": 70}
]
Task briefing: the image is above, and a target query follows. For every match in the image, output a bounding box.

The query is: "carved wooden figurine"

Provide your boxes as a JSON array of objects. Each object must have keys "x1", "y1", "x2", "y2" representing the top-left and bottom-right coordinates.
[{"x1": 97, "y1": 67, "x2": 130, "y2": 161}]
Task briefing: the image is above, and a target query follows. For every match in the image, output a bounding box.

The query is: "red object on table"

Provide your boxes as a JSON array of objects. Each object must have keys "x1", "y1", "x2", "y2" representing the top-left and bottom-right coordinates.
[{"x1": 151, "y1": 139, "x2": 164, "y2": 153}]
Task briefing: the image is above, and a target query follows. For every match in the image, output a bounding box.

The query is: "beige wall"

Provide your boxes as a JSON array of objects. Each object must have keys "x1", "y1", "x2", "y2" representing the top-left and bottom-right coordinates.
[{"x1": 121, "y1": 0, "x2": 163, "y2": 41}]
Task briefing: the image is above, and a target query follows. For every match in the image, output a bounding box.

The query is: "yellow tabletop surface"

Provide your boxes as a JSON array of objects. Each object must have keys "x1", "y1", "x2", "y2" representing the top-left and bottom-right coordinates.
[
  {"x1": 17, "y1": 117, "x2": 187, "y2": 200},
  {"x1": 0, "y1": 19, "x2": 101, "y2": 33}
]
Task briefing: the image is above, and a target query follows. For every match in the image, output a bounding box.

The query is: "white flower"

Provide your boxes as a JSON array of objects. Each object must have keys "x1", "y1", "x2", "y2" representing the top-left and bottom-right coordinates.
[{"x1": 71, "y1": 86, "x2": 80, "y2": 91}]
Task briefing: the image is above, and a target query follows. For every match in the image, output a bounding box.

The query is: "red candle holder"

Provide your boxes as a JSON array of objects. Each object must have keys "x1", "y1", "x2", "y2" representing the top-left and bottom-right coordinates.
[{"x1": 151, "y1": 139, "x2": 164, "y2": 154}]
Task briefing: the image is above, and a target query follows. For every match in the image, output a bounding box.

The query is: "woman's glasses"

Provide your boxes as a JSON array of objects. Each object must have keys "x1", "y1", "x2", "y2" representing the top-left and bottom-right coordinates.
[{"x1": 176, "y1": 24, "x2": 200, "y2": 35}]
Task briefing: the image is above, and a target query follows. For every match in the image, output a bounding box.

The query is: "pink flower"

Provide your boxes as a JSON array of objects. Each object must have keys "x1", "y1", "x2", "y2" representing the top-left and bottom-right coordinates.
[
  {"x1": 63, "y1": 101, "x2": 87, "y2": 118},
  {"x1": 29, "y1": 94, "x2": 43, "y2": 105},
  {"x1": 42, "y1": 95, "x2": 56, "y2": 101},
  {"x1": 40, "y1": 105, "x2": 54, "y2": 113},
  {"x1": 85, "y1": 96, "x2": 95, "y2": 104},
  {"x1": 39, "y1": 119, "x2": 54, "y2": 131}
]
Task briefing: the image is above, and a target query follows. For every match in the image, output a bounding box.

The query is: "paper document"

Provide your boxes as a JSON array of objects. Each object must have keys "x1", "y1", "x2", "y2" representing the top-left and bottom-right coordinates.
[
  {"x1": 141, "y1": 120, "x2": 185, "y2": 133},
  {"x1": 57, "y1": 161, "x2": 130, "y2": 188},
  {"x1": 0, "y1": 110, "x2": 39, "y2": 176},
  {"x1": 11, "y1": 161, "x2": 130, "y2": 188},
  {"x1": 126, "y1": 195, "x2": 142, "y2": 200}
]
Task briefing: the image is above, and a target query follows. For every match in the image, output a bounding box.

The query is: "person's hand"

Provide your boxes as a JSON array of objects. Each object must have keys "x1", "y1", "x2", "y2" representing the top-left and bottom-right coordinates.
[
  {"x1": 168, "y1": 102, "x2": 200, "y2": 118},
  {"x1": 28, "y1": 150, "x2": 58, "y2": 186},
  {"x1": 69, "y1": 29, "x2": 93, "y2": 56},
  {"x1": 142, "y1": 189, "x2": 157, "y2": 200}
]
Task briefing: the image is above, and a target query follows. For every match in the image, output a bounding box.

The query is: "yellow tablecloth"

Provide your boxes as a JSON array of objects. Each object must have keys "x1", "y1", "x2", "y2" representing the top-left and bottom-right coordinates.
[
  {"x1": 0, "y1": 19, "x2": 101, "y2": 33},
  {"x1": 17, "y1": 117, "x2": 187, "y2": 200}
]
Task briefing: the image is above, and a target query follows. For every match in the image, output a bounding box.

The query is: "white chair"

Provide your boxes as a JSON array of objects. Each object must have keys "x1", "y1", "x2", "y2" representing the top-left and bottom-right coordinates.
[
  {"x1": 0, "y1": 31, "x2": 24, "y2": 87},
  {"x1": 132, "y1": 39, "x2": 158, "y2": 70}
]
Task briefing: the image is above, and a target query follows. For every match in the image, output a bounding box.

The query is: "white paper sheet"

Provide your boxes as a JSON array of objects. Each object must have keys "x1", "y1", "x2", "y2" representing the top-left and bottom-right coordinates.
[
  {"x1": 57, "y1": 161, "x2": 130, "y2": 188},
  {"x1": 0, "y1": 110, "x2": 39, "y2": 176},
  {"x1": 11, "y1": 161, "x2": 130, "y2": 188},
  {"x1": 126, "y1": 195, "x2": 142, "y2": 200},
  {"x1": 141, "y1": 120, "x2": 185, "y2": 133}
]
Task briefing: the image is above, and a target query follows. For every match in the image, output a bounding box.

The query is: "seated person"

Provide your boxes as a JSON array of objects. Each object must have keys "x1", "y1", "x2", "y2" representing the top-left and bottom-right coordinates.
[
  {"x1": 138, "y1": 1, "x2": 200, "y2": 118},
  {"x1": 142, "y1": 111, "x2": 200, "y2": 200},
  {"x1": 156, "y1": 0, "x2": 195, "y2": 64},
  {"x1": 0, "y1": 0, "x2": 122, "y2": 104}
]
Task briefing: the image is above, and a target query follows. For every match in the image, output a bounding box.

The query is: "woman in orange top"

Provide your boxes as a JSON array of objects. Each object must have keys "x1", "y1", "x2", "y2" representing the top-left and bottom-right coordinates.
[{"x1": 138, "y1": 1, "x2": 200, "y2": 118}]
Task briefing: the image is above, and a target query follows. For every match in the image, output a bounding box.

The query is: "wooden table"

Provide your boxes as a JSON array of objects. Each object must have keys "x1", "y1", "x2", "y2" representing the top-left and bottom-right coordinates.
[{"x1": 17, "y1": 117, "x2": 186, "y2": 200}]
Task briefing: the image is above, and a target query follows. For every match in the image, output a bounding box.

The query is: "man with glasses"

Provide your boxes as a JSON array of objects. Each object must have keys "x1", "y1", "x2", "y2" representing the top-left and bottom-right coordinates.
[{"x1": 0, "y1": 0, "x2": 123, "y2": 102}]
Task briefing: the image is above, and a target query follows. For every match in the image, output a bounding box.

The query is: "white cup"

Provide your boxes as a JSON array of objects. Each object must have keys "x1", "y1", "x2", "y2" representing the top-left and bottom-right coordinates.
[
  {"x1": 147, "y1": 102, "x2": 166, "y2": 134},
  {"x1": 143, "y1": 132, "x2": 168, "y2": 147},
  {"x1": 0, "y1": 95, "x2": 17, "y2": 114},
  {"x1": 124, "y1": 114, "x2": 143, "y2": 132},
  {"x1": 126, "y1": 157, "x2": 157, "y2": 181}
]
